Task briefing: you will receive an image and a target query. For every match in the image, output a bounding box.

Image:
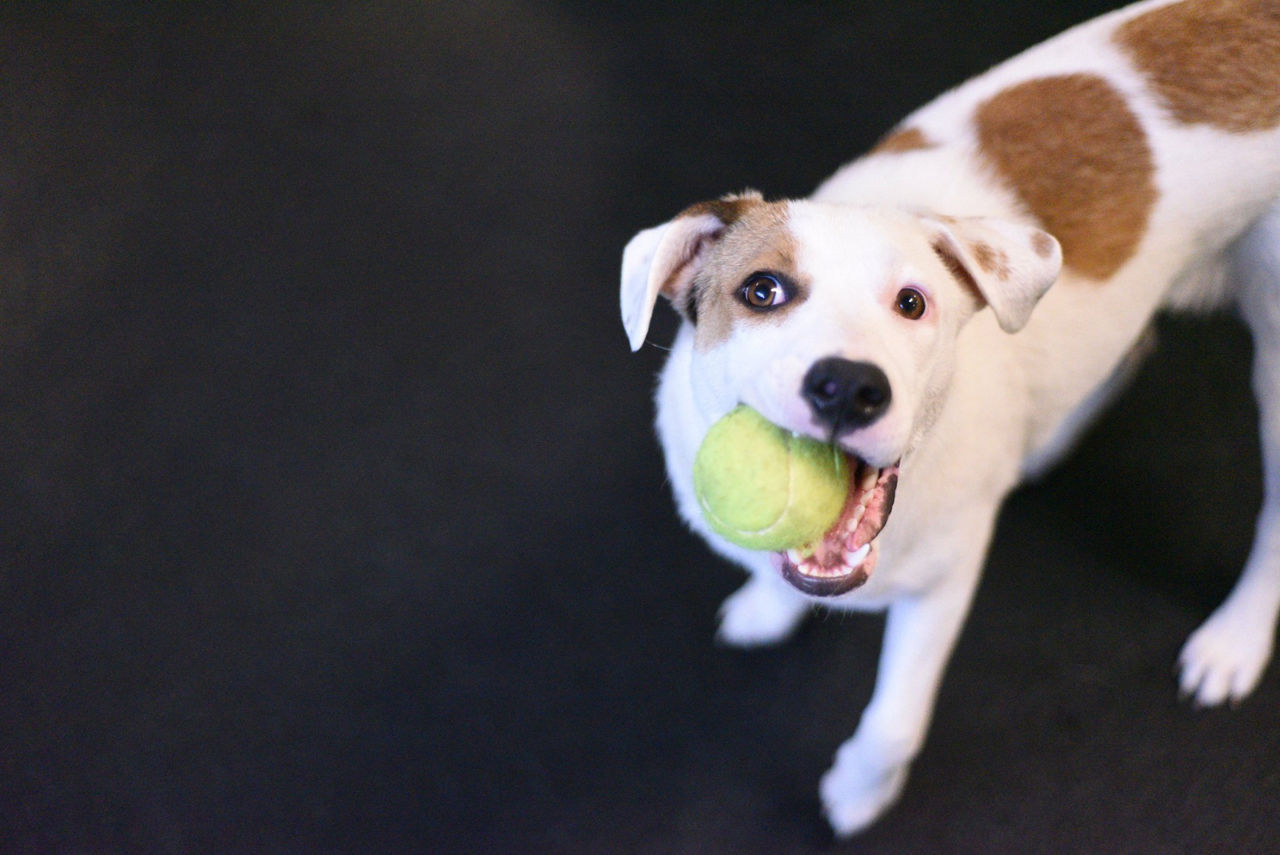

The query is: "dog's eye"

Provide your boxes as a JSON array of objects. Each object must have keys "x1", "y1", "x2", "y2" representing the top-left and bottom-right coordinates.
[
  {"x1": 894, "y1": 287, "x2": 927, "y2": 320},
  {"x1": 740, "y1": 273, "x2": 789, "y2": 310}
]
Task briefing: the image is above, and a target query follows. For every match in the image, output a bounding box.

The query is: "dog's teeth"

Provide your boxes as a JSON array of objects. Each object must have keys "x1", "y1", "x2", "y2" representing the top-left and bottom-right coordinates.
[
  {"x1": 787, "y1": 548, "x2": 805, "y2": 565},
  {"x1": 845, "y1": 543, "x2": 871, "y2": 567},
  {"x1": 858, "y1": 465, "x2": 878, "y2": 492}
]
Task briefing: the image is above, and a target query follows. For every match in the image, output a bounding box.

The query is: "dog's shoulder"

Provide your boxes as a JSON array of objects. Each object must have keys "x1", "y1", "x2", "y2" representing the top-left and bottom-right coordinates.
[{"x1": 821, "y1": 0, "x2": 1280, "y2": 284}]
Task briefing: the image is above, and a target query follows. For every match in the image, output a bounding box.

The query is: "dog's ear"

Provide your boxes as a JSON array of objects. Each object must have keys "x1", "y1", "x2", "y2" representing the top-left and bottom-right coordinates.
[
  {"x1": 620, "y1": 192, "x2": 762, "y2": 351},
  {"x1": 925, "y1": 216, "x2": 1062, "y2": 333}
]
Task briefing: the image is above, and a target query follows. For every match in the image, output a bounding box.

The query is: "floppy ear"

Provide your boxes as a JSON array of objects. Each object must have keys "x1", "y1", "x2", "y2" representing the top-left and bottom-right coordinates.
[
  {"x1": 925, "y1": 215, "x2": 1062, "y2": 333},
  {"x1": 620, "y1": 192, "x2": 761, "y2": 351}
]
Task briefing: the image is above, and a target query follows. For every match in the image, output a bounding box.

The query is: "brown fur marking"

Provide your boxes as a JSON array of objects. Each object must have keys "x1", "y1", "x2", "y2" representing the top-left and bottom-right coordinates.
[
  {"x1": 692, "y1": 202, "x2": 805, "y2": 351},
  {"x1": 1031, "y1": 231, "x2": 1056, "y2": 259},
  {"x1": 678, "y1": 191, "x2": 764, "y2": 229},
  {"x1": 871, "y1": 127, "x2": 934, "y2": 155},
  {"x1": 659, "y1": 193, "x2": 766, "y2": 304},
  {"x1": 1116, "y1": 0, "x2": 1280, "y2": 133},
  {"x1": 970, "y1": 241, "x2": 1011, "y2": 280},
  {"x1": 931, "y1": 237, "x2": 982, "y2": 302},
  {"x1": 975, "y1": 74, "x2": 1157, "y2": 281}
]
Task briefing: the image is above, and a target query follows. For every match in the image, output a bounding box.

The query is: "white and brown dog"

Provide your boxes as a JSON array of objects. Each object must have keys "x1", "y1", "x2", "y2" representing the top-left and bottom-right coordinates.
[{"x1": 620, "y1": 0, "x2": 1280, "y2": 837}]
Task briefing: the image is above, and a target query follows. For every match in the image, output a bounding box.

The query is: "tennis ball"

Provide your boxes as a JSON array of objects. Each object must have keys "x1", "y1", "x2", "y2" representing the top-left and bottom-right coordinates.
[{"x1": 693, "y1": 405, "x2": 849, "y2": 551}]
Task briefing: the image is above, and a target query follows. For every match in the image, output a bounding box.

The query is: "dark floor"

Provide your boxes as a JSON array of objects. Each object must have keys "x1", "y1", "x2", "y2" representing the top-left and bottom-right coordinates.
[{"x1": 2, "y1": 1, "x2": 1278, "y2": 852}]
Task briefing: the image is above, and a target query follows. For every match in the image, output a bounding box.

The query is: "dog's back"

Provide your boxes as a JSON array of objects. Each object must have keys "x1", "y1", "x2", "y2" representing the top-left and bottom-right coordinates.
[
  {"x1": 815, "y1": 0, "x2": 1280, "y2": 468},
  {"x1": 816, "y1": 0, "x2": 1280, "y2": 285}
]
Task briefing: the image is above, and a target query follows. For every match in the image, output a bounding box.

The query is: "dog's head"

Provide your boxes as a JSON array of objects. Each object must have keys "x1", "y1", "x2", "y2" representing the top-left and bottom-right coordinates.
[{"x1": 621, "y1": 193, "x2": 1061, "y2": 595}]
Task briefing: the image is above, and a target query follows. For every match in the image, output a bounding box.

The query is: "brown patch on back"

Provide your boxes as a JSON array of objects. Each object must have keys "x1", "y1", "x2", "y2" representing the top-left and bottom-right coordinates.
[
  {"x1": 1115, "y1": 0, "x2": 1280, "y2": 133},
  {"x1": 692, "y1": 202, "x2": 805, "y2": 351},
  {"x1": 871, "y1": 127, "x2": 934, "y2": 155},
  {"x1": 974, "y1": 74, "x2": 1157, "y2": 281}
]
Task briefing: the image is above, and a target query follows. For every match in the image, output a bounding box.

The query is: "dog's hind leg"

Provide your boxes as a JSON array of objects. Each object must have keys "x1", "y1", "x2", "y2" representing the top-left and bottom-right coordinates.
[{"x1": 1180, "y1": 203, "x2": 1280, "y2": 706}]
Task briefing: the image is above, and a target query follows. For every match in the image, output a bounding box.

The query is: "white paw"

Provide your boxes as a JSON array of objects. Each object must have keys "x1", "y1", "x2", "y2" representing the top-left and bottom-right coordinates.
[
  {"x1": 716, "y1": 576, "x2": 809, "y2": 648},
  {"x1": 819, "y1": 753, "x2": 909, "y2": 838},
  {"x1": 1178, "y1": 605, "x2": 1275, "y2": 707}
]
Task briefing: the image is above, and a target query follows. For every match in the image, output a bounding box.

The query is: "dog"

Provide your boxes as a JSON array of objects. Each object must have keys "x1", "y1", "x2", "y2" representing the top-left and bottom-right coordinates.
[{"x1": 619, "y1": 0, "x2": 1280, "y2": 836}]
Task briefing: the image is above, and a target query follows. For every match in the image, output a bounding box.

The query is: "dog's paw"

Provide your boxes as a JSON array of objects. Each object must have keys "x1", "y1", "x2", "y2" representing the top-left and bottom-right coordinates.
[
  {"x1": 716, "y1": 576, "x2": 809, "y2": 648},
  {"x1": 1178, "y1": 604, "x2": 1275, "y2": 707},
  {"x1": 819, "y1": 753, "x2": 909, "y2": 838}
]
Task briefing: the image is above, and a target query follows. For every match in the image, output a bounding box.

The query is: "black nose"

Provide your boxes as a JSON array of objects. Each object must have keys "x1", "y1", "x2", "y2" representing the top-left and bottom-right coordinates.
[{"x1": 802, "y1": 357, "x2": 891, "y2": 433}]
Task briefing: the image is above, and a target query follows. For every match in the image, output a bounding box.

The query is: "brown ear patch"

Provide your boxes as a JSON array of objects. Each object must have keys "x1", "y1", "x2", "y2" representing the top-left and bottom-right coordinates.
[
  {"x1": 691, "y1": 203, "x2": 802, "y2": 352},
  {"x1": 871, "y1": 127, "x2": 934, "y2": 155},
  {"x1": 1031, "y1": 231, "x2": 1056, "y2": 259},
  {"x1": 970, "y1": 241, "x2": 1011, "y2": 280},
  {"x1": 974, "y1": 74, "x2": 1157, "y2": 281},
  {"x1": 1115, "y1": 0, "x2": 1280, "y2": 133},
  {"x1": 931, "y1": 237, "x2": 982, "y2": 302}
]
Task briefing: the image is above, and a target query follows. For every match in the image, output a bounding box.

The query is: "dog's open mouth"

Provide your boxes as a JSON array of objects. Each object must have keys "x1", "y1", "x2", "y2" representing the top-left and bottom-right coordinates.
[{"x1": 774, "y1": 459, "x2": 899, "y2": 597}]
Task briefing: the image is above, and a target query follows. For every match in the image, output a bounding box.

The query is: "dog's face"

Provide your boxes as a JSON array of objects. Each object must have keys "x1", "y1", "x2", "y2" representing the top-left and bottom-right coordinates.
[{"x1": 622, "y1": 193, "x2": 1061, "y2": 594}]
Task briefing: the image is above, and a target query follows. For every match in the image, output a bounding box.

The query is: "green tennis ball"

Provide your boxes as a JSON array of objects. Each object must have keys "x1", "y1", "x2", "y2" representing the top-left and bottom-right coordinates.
[{"x1": 693, "y1": 405, "x2": 850, "y2": 551}]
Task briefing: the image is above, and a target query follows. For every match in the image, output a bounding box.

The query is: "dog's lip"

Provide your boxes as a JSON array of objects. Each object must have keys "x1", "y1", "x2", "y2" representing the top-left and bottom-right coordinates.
[
  {"x1": 775, "y1": 547, "x2": 876, "y2": 597},
  {"x1": 774, "y1": 460, "x2": 899, "y2": 598}
]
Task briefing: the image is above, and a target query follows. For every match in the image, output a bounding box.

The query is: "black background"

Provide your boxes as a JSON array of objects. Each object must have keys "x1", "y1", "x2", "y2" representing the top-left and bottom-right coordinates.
[{"x1": 2, "y1": 1, "x2": 1278, "y2": 852}]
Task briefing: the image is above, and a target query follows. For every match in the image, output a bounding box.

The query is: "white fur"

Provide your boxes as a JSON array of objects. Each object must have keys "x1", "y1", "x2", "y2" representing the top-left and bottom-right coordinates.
[{"x1": 621, "y1": 0, "x2": 1280, "y2": 837}]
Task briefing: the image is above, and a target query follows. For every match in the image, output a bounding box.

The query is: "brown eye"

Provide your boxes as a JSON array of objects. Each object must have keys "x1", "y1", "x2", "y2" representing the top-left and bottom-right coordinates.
[
  {"x1": 740, "y1": 273, "x2": 790, "y2": 310},
  {"x1": 894, "y1": 287, "x2": 926, "y2": 320}
]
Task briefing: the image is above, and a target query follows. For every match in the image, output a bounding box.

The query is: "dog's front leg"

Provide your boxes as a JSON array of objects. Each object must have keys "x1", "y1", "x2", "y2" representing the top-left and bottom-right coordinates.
[
  {"x1": 1180, "y1": 205, "x2": 1280, "y2": 705},
  {"x1": 717, "y1": 563, "x2": 812, "y2": 647},
  {"x1": 821, "y1": 565, "x2": 982, "y2": 836}
]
